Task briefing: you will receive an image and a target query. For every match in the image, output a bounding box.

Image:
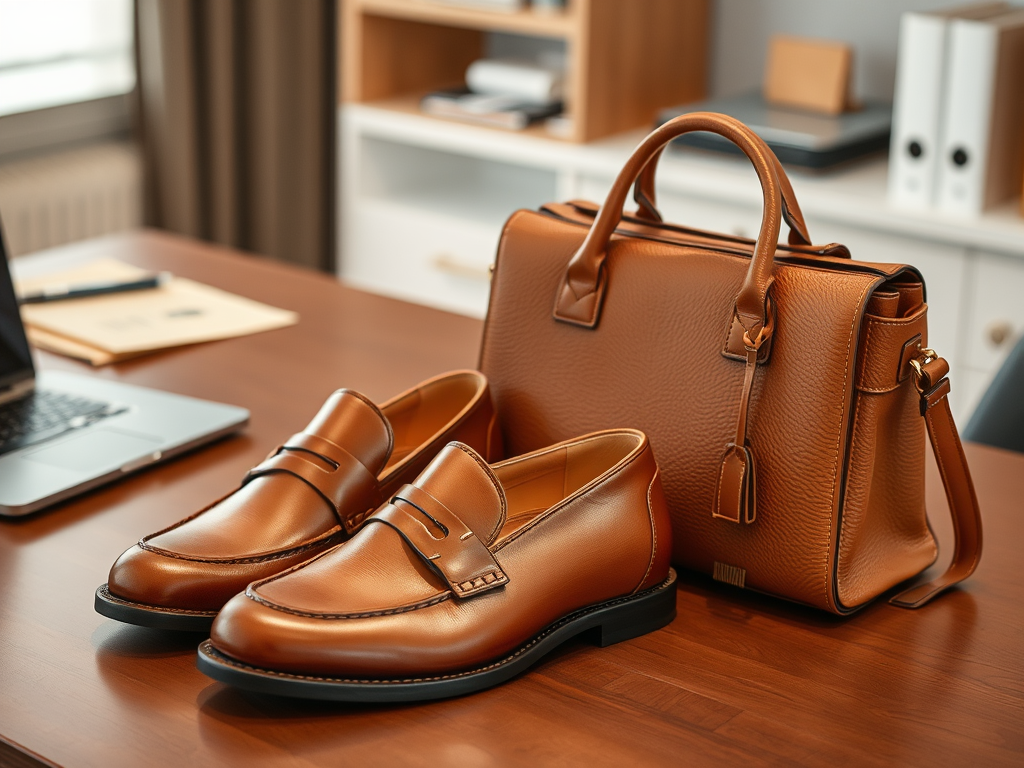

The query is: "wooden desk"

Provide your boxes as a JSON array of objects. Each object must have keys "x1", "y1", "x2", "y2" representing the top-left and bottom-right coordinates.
[{"x1": 1, "y1": 231, "x2": 1021, "y2": 767}]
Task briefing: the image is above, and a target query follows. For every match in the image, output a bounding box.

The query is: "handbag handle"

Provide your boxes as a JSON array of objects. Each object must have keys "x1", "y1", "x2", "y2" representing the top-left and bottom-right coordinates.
[
  {"x1": 553, "y1": 112, "x2": 790, "y2": 332},
  {"x1": 631, "y1": 142, "x2": 813, "y2": 247}
]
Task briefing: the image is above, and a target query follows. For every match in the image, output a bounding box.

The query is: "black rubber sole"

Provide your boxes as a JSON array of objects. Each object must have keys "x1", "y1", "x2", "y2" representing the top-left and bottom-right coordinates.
[
  {"x1": 94, "y1": 584, "x2": 218, "y2": 632},
  {"x1": 196, "y1": 568, "x2": 678, "y2": 703}
]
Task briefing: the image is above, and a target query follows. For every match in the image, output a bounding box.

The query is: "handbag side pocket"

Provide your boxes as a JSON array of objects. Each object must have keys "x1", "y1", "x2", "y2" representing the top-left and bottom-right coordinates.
[{"x1": 835, "y1": 289, "x2": 939, "y2": 610}]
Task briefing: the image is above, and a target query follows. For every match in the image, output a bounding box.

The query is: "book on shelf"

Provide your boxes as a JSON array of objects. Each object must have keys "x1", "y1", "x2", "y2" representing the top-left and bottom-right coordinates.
[
  {"x1": 420, "y1": 88, "x2": 562, "y2": 130},
  {"x1": 465, "y1": 59, "x2": 564, "y2": 103}
]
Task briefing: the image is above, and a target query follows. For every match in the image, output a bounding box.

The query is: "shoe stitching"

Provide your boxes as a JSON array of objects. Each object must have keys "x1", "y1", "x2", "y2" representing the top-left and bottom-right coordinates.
[
  {"x1": 139, "y1": 488, "x2": 236, "y2": 544},
  {"x1": 244, "y1": 589, "x2": 452, "y2": 619},
  {"x1": 250, "y1": 429, "x2": 643, "y2": 612},
  {"x1": 635, "y1": 469, "x2": 660, "y2": 593},
  {"x1": 203, "y1": 573, "x2": 674, "y2": 686},
  {"x1": 452, "y1": 570, "x2": 507, "y2": 595},
  {"x1": 98, "y1": 584, "x2": 219, "y2": 617},
  {"x1": 136, "y1": 376, "x2": 485, "y2": 569},
  {"x1": 141, "y1": 528, "x2": 346, "y2": 565}
]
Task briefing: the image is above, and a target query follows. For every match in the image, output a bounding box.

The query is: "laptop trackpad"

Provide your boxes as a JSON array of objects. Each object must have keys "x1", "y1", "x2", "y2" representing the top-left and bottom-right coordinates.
[{"x1": 24, "y1": 429, "x2": 162, "y2": 472}]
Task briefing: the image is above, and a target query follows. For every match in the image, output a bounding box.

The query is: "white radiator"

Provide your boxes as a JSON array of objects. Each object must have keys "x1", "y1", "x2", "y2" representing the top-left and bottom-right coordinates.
[{"x1": 0, "y1": 141, "x2": 142, "y2": 257}]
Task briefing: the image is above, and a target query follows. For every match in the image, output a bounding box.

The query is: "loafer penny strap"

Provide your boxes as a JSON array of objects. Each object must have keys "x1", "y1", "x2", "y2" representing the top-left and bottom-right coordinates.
[
  {"x1": 243, "y1": 432, "x2": 383, "y2": 534},
  {"x1": 365, "y1": 484, "x2": 509, "y2": 599}
]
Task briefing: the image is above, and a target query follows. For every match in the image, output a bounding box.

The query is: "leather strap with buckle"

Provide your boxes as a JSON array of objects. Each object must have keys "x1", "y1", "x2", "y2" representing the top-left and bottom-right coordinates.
[{"x1": 890, "y1": 348, "x2": 983, "y2": 608}]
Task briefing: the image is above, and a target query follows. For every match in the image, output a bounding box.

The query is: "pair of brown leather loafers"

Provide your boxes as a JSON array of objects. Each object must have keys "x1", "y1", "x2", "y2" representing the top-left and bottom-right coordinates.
[{"x1": 96, "y1": 370, "x2": 677, "y2": 702}]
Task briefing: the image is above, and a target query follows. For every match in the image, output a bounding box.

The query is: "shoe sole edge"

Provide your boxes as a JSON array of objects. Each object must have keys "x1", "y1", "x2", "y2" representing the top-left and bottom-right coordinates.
[
  {"x1": 94, "y1": 584, "x2": 218, "y2": 632},
  {"x1": 195, "y1": 568, "x2": 677, "y2": 703}
]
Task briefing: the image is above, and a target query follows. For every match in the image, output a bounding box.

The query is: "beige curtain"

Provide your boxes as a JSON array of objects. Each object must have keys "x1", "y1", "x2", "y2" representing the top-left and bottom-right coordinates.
[{"x1": 135, "y1": 0, "x2": 336, "y2": 271}]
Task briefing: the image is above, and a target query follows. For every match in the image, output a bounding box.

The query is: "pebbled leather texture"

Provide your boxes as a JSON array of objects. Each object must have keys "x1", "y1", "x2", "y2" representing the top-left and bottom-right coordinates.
[
  {"x1": 208, "y1": 430, "x2": 672, "y2": 678},
  {"x1": 480, "y1": 113, "x2": 982, "y2": 614},
  {"x1": 104, "y1": 370, "x2": 501, "y2": 613}
]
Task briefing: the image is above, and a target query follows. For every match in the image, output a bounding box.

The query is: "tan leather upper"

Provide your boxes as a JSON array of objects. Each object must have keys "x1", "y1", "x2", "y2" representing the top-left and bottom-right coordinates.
[
  {"x1": 106, "y1": 370, "x2": 501, "y2": 611},
  {"x1": 480, "y1": 113, "x2": 981, "y2": 613},
  {"x1": 209, "y1": 430, "x2": 672, "y2": 677}
]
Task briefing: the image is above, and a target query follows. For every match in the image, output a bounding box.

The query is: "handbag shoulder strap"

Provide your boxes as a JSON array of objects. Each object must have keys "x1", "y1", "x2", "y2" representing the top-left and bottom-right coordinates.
[{"x1": 890, "y1": 351, "x2": 983, "y2": 608}]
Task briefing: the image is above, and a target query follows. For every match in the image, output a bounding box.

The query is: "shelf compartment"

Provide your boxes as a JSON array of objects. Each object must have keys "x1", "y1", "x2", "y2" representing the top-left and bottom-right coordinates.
[
  {"x1": 355, "y1": 0, "x2": 578, "y2": 38},
  {"x1": 357, "y1": 135, "x2": 557, "y2": 225},
  {"x1": 341, "y1": 0, "x2": 709, "y2": 142}
]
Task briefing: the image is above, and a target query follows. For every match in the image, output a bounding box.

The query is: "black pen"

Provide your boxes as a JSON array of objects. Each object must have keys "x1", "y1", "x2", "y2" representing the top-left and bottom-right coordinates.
[{"x1": 18, "y1": 272, "x2": 171, "y2": 304}]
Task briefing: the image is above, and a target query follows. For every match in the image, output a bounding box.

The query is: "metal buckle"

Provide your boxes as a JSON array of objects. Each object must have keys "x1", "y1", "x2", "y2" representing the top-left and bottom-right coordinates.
[{"x1": 908, "y1": 347, "x2": 938, "y2": 379}]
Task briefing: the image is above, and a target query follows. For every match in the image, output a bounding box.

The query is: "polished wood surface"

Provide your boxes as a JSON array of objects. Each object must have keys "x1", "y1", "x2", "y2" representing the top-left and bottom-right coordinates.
[{"x1": 1, "y1": 231, "x2": 1022, "y2": 767}]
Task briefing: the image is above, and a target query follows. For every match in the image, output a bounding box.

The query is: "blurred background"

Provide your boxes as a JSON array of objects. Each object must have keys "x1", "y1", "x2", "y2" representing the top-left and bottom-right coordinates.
[{"x1": 0, "y1": 0, "x2": 1022, "y2": 425}]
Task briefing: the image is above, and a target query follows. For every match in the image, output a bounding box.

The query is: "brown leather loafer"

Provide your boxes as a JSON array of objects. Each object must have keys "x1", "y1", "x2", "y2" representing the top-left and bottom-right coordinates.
[
  {"x1": 197, "y1": 429, "x2": 676, "y2": 701},
  {"x1": 95, "y1": 370, "x2": 501, "y2": 631}
]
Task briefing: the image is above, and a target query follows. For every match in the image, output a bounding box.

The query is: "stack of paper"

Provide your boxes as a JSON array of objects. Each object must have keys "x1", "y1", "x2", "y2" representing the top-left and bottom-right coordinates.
[{"x1": 15, "y1": 259, "x2": 298, "y2": 365}]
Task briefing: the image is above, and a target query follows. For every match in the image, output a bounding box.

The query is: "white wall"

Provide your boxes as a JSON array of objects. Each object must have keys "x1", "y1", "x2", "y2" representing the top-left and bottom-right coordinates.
[{"x1": 709, "y1": 0, "x2": 1024, "y2": 102}]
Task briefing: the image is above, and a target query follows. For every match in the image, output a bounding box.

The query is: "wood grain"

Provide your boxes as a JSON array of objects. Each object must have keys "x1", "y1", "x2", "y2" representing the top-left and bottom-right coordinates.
[
  {"x1": 340, "y1": 0, "x2": 708, "y2": 142},
  {"x1": 1, "y1": 230, "x2": 1022, "y2": 767}
]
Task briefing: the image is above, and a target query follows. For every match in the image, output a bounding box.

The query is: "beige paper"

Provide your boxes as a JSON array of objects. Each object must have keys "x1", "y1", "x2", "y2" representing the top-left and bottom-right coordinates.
[
  {"x1": 17, "y1": 259, "x2": 298, "y2": 360},
  {"x1": 24, "y1": 326, "x2": 124, "y2": 366}
]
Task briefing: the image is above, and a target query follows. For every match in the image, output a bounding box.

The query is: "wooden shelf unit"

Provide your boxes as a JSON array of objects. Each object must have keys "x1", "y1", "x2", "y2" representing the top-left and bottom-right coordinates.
[{"x1": 340, "y1": 0, "x2": 709, "y2": 142}]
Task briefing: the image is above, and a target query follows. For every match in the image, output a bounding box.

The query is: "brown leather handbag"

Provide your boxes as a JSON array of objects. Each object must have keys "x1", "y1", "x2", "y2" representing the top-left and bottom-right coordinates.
[{"x1": 479, "y1": 113, "x2": 982, "y2": 614}]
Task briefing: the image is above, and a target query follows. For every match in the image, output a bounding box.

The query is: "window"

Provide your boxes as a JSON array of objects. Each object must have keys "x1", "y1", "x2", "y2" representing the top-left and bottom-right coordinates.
[{"x1": 0, "y1": 0, "x2": 134, "y2": 118}]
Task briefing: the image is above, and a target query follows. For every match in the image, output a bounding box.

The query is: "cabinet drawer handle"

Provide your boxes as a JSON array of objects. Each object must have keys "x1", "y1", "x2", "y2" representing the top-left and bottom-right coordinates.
[
  {"x1": 987, "y1": 321, "x2": 1015, "y2": 347},
  {"x1": 431, "y1": 254, "x2": 491, "y2": 281}
]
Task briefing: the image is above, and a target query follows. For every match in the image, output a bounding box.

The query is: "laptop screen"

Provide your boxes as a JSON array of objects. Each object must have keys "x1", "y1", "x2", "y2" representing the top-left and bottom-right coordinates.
[{"x1": 0, "y1": 217, "x2": 35, "y2": 391}]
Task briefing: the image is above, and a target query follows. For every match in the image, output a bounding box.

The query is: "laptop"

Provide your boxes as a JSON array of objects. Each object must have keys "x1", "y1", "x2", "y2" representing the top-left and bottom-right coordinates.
[
  {"x1": 0, "y1": 225, "x2": 249, "y2": 517},
  {"x1": 657, "y1": 92, "x2": 892, "y2": 169}
]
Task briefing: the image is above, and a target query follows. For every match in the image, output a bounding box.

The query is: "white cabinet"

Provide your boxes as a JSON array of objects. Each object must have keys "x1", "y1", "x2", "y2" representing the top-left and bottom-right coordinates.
[
  {"x1": 339, "y1": 103, "x2": 1024, "y2": 423},
  {"x1": 340, "y1": 115, "x2": 558, "y2": 317},
  {"x1": 957, "y1": 251, "x2": 1024, "y2": 418}
]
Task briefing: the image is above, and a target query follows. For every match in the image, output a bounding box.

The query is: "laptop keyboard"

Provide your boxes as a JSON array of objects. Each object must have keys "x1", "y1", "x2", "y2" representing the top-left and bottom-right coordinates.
[{"x1": 0, "y1": 389, "x2": 123, "y2": 457}]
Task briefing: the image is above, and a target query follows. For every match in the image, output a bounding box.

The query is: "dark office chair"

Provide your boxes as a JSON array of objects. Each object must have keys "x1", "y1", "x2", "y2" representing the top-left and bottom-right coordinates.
[{"x1": 963, "y1": 333, "x2": 1024, "y2": 454}]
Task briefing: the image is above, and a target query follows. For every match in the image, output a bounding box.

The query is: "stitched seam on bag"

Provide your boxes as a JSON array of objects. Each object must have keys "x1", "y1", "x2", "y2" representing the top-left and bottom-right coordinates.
[
  {"x1": 140, "y1": 528, "x2": 345, "y2": 564},
  {"x1": 835, "y1": 392, "x2": 865, "y2": 606},
  {"x1": 494, "y1": 439, "x2": 649, "y2": 552},
  {"x1": 935, "y1": 403, "x2": 980, "y2": 571},
  {"x1": 635, "y1": 470, "x2": 660, "y2": 593},
  {"x1": 204, "y1": 575, "x2": 673, "y2": 685},
  {"x1": 929, "y1": 403, "x2": 980, "y2": 570},
  {"x1": 860, "y1": 312, "x2": 926, "y2": 327},
  {"x1": 824, "y1": 281, "x2": 876, "y2": 611},
  {"x1": 857, "y1": 313, "x2": 926, "y2": 393},
  {"x1": 715, "y1": 456, "x2": 729, "y2": 519},
  {"x1": 98, "y1": 585, "x2": 218, "y2": 617},
  {"x1": 245, "y1": 589, "x2": 452, "y2": 619},
  {"x1": 925, "y1": 386, "x2": 948, "y2": 412},
  {"x1": 855, "y1": 315, "x2": 899, "y2": 394}
]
